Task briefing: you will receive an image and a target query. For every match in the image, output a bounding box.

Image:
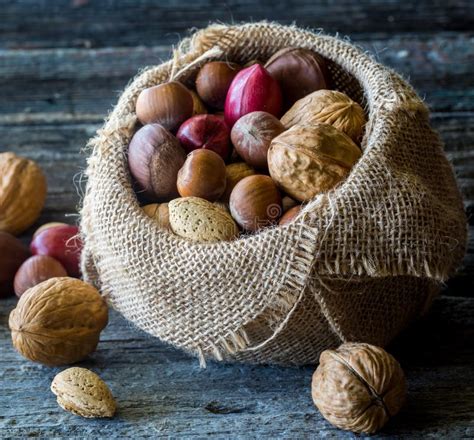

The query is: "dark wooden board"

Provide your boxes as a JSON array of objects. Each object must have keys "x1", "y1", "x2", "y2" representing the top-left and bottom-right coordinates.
[
  {"x1": 1, "y1": 0, "x2": 474, "y2": 49},
  {"x1": 1, "y1": 33, "x2": 473, "y2": 121},
  {"x1": 0, "y1": 294, "x2": 473, "y2": 438}
]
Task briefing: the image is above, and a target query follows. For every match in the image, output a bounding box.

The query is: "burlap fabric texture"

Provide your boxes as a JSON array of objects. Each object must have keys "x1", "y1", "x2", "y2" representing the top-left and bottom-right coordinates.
[{"x1": 80, "y1": 22, "x2": 467, "y2": 367}]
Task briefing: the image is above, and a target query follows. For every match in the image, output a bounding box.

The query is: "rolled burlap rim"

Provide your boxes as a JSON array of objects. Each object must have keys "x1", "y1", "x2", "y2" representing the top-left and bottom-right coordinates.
[{"x1": 80, "y1": 22, "x2": 467, "y2": 366}]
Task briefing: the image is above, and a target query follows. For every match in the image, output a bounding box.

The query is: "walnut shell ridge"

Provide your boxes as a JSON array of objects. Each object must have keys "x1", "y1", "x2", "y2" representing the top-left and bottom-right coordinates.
[
  {"x1": 311, "y1": 342, "x2": 407, "y2": 434},
  {"x1": 51, "y1": 367, "x2": 116, "y2": 418},
  {"x1": 281, "y1": 90, "x2": 366, "y2": 143},
  {"x1": 0, "y1": 152, "x2": 47, "y2": 235},
  {"x1": 9, "y1": 277, "x2": 108, "y2": 366},
  {"x1": 268, "y1": 123, "x2": 361, "y2": 201}
]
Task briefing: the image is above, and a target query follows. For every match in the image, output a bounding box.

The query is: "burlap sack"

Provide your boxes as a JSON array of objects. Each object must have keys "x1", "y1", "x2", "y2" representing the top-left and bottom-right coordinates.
[{"x1": 80, "y1": 22, "x2": 467, "y2": 366}]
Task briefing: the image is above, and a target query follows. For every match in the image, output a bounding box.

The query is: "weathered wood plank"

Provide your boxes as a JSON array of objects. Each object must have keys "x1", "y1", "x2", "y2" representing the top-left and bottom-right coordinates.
[
  {"x1": 1, "y1": 0, "x2": 473, "y2": 49},
  {"x1": 1, "y1": 33, "x2": 473, "y2": 120},
  {"x1": 0, "y1": 294, "x2": 472, "y2": 438}
]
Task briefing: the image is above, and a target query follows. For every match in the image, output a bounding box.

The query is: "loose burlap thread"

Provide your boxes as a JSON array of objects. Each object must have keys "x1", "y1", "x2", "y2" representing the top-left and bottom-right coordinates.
[{"x1": 80, "y1": 22, "x2": 467, "y2": 366}]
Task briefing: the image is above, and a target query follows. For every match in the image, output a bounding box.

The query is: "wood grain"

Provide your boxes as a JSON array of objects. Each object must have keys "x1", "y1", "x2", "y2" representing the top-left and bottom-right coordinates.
[
  {"x1": 0, "y1": 295, "x2": 472, "y2": 438},
  {"x1": 1, "y1": 0, "x2": 473, "y2": 49}
]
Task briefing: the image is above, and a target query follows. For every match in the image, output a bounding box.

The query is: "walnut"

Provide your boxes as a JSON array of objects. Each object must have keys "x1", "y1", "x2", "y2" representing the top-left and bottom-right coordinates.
[
  {"x1": 281, "y1": 90, "x2": 366, "y2": 143},
  {"x1": 312, "y1": 343, "x2": 407, "y2": 434},
  {"x1": 0, "y1": 152, "x2": 47, "y2": 235},
  {"x1": 9, "y1": 277, "x2": 108, "y2": 366},
  {"x1": 51, "y1": 367, "x2": 116, "y2": 418},
  {"x1": 268, "y1": 123, "x2": 361, "y2": 201}
]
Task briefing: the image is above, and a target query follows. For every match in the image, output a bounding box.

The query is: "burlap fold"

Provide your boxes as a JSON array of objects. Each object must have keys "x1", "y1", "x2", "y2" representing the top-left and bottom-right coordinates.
[{"x1": 80, "y1": 22, "x2": 467, "y2": 366}]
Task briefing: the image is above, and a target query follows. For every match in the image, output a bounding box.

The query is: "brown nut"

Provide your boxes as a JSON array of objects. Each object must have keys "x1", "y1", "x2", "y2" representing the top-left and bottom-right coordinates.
[
  {"x1": 169, "y1": 197, "x2": 239, "y2": 242},
  {"x1": 268, "y1": 123, "x2": 361, "y2": 202},
  {"x1": 0, "y1": 152, "x2": 47, "y2": 236},
  {"x1": 229, "y1": 175, "x2": 282, "y2": 231},
  {"x1": 312, "y1": 343, "x2": 407, "y2": 434},
  {"x1": 142, "y1": 203, "x2": 171, "y2": 230},
  {"x1": 190, "y1": 90, "x2": 208, "y2": 115},
  {"x1": 281, "y1": 90, "x2": 366, "y2": 143},
  {"x1": 0, "y1": 231, "x2": 30, "y2": 298},
  {"x1": 281, "y1": 196, "x2": 298, "y2": 213},
  {"x1": 128, "y1": 123, "x2": 186, "y2": 201},
  {"x1": 9, "y1": 277, "x2": 108, "y2": 366},
  {"x1": 231, "y1": 111, "x2": 285, "y2": 169},
  {"x1": 14, "y1": 255, "x2": 68, "y2": 297},
  {"x1": 265, "y1": 47, "x2": 328, "y2": 109},
  {"x1": 195, "y1": 61, "x2": 241, "y2": 110},
  {"x1": 135, "y1": 81, "x2": 194, "y2": 131},
  {"x1": 279, "y1": 205, "x2": 301, "y2": 225},
  {"x1": 221, "y1": 162, "x2": 256, "y2": 203},
  {"x1": 177, "y1": 149, "x2": 226, "y2": 202},
  {"x1": 51, "y1": 367, "x2": 116, "y2": 418}
]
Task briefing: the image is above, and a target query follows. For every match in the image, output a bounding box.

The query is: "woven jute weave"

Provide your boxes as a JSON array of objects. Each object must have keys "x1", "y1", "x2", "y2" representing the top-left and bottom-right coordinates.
[{"x1": 80, "y1": 22, "x2": 467, "y2": 366}]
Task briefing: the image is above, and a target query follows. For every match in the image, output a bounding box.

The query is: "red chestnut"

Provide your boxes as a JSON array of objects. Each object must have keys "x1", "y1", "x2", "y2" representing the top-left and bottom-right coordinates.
[
  {"x1": 30, "y1": 225, "x2": 82, "y2": 278},
  {"x1": 224, "y1": 64, "x2": 282, "y2": 128},
  {"x1": 176, "y1": 115, "x2": 230, "y2": 160}
]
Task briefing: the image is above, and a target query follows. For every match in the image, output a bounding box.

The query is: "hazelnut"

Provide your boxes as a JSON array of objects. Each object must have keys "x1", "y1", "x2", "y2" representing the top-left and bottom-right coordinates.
[
  {"x1": 128, "y1": 123, "x2": 186, "y2": 201},
  {"x1": 224, "y1": 64, "x2": 282, "y2": 127},
  {"x1": 9, "y1": 277, "x2": 108, "y2": 366},
  {"x1": 268, "y1": 123, "x2": 361, "y2": 202},
  {"x1": 142, "y1": 203, "x2": 171, "y2": 230},
  {"x1": 265, "y1": 47, "x2": 328, "y2": 108},
  {"x1": 231, "y1": 111, "x2": 285, "y2": 169},
  {"x1": 135, "y1": 81, "x2": 194, "y2": 131},
  {"x1": 0, "y1": 231, "x2": 30, "y2": 298},
  {"x1": 195, "y1": 61, "x2": 241, "y2": 110},
  {"x1": 312, "y1": 343, "x2": 407, "y2": 434},
  {"x1": 281, "y1": 90, "x2": 366, "y2": 143},
  {"x1": 30, "y1": 225, "x2": 82, "y2": 278},
  {"x1": 0, "y1": 152, "x2": 47, "y2": 236},
  {"x1": 14, "y1": 255, "x2": 67, "y2": 297},
  {"x1": 279, "y1": 205, "x2": 301, "y2": 225},
  {"x1": 229, "y1": 175, "x2": 282, "y2": 231},
  {"x1": 176, "y1": 114, "x2": 231, "y2": 160},
  {"x1": 169, "y1": 197, "x2": 239, "y2": 242},
  {"x1": 177, "y1": 149, "x2": 226, "y2": 201},
  {"x1": 221, "y1": 162, "x2": 256, "y2": 203},
  {"x1": 190, "y1": 90, "x2": 208, "y2": 115}
]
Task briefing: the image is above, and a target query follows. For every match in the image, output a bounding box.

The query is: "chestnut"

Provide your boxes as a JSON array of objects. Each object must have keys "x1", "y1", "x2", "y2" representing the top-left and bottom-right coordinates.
[
  {"x1": 265, "y1": 47, "x2": 328, "y2": 109},
  {"x1": 190, "y1": 90, "x2": 208, "y2": 115},
  {"x1": 195, "y1": 61, "x2": 241, "y2": 110},
  {"x1": 224, "y1": 64, "x2": 282, "y2": 127},
  {"x1": 177, "y1": 114, "x2": 230, "y2": 160},
  {"x1": 231, "y1": 111, "x2": 285, "y2": 169},
  {"x1": 135, "y1": 81, "x2": 194, "y2": 131},
  {"x1": 30, "y1": 225, "x2": 82, "y2": 278},
  {"x1": 177, "y1": 149, "x2": 226, "y2": 201},
  {"x1": 229, "y1": 175, "x2": 282, "y2": 231},
  {"x1": 14, "y1": 255, "x2": 67, "y2": 297},
  {"x1": 128, "y1": 123, "x2": 187, "y2": 201},
  {"x1": 221, "y1": 162, "x2": 256, "y2": 203}
]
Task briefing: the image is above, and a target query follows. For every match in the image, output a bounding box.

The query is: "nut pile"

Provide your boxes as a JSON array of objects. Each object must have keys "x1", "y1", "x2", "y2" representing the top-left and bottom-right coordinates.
[
  {"x1": 0, "y1": 47, "x2": 409, "y2": 433},
  {"x1": 129, "y1": 48, "x2": 366, "y2": 242}
]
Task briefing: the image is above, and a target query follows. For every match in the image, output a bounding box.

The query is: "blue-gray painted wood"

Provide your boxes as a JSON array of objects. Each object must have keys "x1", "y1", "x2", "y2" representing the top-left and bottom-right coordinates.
[{"x1": 1, "y1": 296, "x2": 473, "y2": 438}]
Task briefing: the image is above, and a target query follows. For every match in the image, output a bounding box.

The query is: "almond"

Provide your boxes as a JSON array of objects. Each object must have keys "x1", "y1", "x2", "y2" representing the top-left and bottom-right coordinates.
[
  {"x1": 169, "y1": 197, "x2": 239, "y2": 242},
  {"x1": 51, "y1": 367, "x2": 116, "y2": 418}
]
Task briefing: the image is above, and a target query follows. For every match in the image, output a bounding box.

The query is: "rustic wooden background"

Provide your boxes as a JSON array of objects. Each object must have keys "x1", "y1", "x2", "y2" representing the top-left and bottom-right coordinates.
[{"x1": 1, "y1": 1, "x2": 473, "y2": 438}]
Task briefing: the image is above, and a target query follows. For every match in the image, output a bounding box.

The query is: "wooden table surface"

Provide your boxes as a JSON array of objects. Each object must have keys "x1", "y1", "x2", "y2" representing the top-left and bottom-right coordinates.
[{"x1": 1, "y1": 1, "x2": 473, "y2": 438}]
